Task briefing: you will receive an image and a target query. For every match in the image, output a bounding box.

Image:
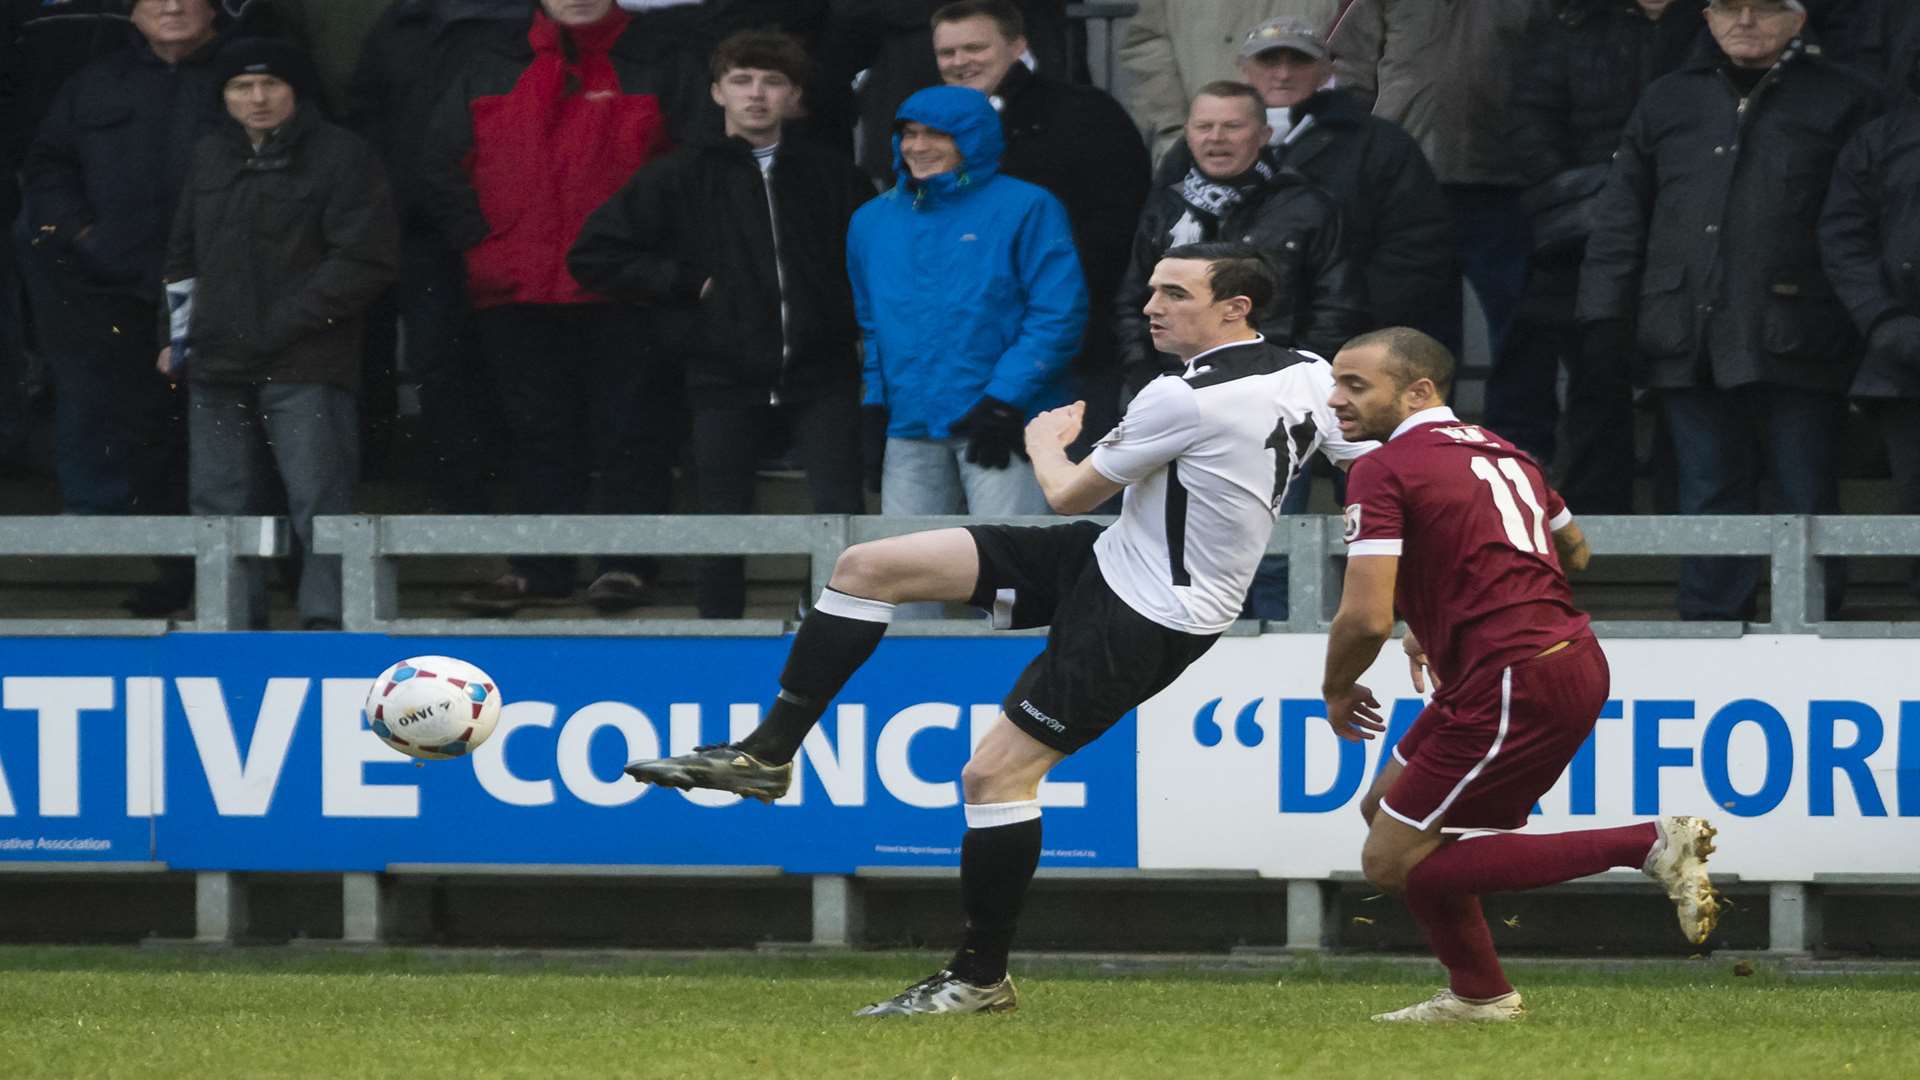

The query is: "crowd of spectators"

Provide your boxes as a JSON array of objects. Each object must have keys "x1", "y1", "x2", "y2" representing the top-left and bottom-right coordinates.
[{"x1": 1, "y1": 0, "x2": 1917, "y2": 624}]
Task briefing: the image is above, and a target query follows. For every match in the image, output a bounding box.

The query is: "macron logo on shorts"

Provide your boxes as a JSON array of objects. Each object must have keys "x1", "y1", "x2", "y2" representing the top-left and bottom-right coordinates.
[{"x1": 1018, "y1": 699, "x2": 1066, "y2": 733}]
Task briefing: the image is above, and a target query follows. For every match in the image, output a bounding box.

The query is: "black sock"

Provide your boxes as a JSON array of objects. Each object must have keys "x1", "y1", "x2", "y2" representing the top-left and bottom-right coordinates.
[
  {"x1": 948, "y1": 804, "x2": 1042, "y2": 986},
  {"x1": 734, "y1": 588, "x2": 893, "y2": 765}
]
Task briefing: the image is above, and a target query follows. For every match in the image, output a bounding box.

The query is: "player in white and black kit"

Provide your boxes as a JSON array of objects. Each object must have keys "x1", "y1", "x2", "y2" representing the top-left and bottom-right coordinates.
[{"x1": 625, "y1": 243, "x2": 1374, "y2": 1016}]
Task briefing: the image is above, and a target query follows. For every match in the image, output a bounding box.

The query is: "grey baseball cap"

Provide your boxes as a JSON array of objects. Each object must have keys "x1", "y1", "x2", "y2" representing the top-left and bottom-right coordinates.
[{"x1": 1239, "y1": 15, "x2": 1330, "y2": 62}]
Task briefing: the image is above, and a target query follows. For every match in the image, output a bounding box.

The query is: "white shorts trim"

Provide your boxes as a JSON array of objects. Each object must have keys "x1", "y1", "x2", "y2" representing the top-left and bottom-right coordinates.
[
  {"x1": 964, "y1": 799, "x2": 1041, "y2": 829},
  {"x1": 1347, "y1": 539, "x2": 1403, "y2": 557},
  {"x1": 1382, "y1": 665, "x2": 1513, "y2": 832},
  {"x1": 990, "y1": 588, "x2": 1017, "y2": 630},
  {"x1": 1391, "y1": 745, "x2": 1409, "y2": 767},
  {"x1": 1548, "y1": 508, "x2": 1574, "y2": 531}
]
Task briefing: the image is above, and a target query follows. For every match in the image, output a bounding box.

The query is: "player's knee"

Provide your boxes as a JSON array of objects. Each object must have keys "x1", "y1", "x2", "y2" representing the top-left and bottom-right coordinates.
[
  {"x1": 829, "y1": 542, "x2": 895, "y2": 600},
  {"x1": 959, "y1": 757, "x2": 1004, "y2": 805},
  {"x1": 1362, "y1": 848, "x2": 1408, "y2": 894}
]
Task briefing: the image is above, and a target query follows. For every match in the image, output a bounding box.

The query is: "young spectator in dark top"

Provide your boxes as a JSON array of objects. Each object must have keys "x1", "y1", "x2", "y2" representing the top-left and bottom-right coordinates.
[
  {"x1": 1118, "y1": 82, "x2": 1363, "y2": 395},
  {"x1": 1579, "y1": 0, "x2": 1881, "y2": 620},
  {"x1": 1822, "y1": 50, "x2": 1920, "y2": 595},
  {"x1": 161, "y1": 38, "x2": 399, "y2": 629},
  {"x1": 570, "y1": 31, "x2": 873, "y2": 619},
  {"x1": 1505, "y1": 0, "x2": 1705, "y2": 512},
  {"x1": 931, "y1": 0, "x2": 1147, "y2": 456},
  {"x1": 421, "y1": 0, "x2": 694, "y2": 615}
]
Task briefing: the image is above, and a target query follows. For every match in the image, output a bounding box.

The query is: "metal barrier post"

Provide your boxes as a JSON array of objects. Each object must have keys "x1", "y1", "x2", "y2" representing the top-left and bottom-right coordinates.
[
  {"x1": 1285, "y1": 879, "x2": 1335, "y2": 950},
  {"x1": 1768, "y1": 515, "x2": 1818, "y2": 634},
  {"x1": 194, "y1": 871, "x2": 248, "y2": 943},
  {"x1": 811, "y1": 874, "x2": 866, "y2": 948},
  {"x1": 342, "y1": 872, "x2": 387, "y2": 943},
  {"x1": 329, "y1": 516, "x2": 389, "y2": 632},
  {"x1": 191, "y1": 518, "x2": 244, "y2": 632},
  {"x1": 1768, "y1": 881, "x2": 1821, "y2": 955},
  {"x1": 1283, "y1": 516, "x2": 1329, "y2": 634}
]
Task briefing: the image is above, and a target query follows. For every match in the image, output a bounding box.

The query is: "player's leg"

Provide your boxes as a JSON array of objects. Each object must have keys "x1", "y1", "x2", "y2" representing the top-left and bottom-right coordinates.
[
  {"x1": 855, "y1": 716, "x2": 1064, "y2": 1017},
  {"x1": 1363, "y1": 809, "x2": 1524, "y2": 1023},
  {"x1": 1389, "y1": 641, "x2": 1717, "y2": 942},
  {"x1": 623, "y1": 529, "x2": 981, "y2": 798}
]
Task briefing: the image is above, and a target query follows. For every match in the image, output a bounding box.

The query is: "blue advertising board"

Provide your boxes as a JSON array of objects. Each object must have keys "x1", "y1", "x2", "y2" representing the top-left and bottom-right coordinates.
[{"x1": 0, "y1": 635, "x2": 1138, "y2": 872}]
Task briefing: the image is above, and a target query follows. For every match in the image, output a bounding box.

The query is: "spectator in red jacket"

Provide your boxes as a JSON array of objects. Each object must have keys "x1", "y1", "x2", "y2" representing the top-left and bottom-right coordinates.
[{"x1": 422, "y1": 0, "x2": 697, "y2": 615}]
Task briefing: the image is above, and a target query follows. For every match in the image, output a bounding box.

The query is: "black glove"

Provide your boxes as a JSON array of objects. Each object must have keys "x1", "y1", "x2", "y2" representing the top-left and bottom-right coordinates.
[
  {"x1": 948, "y1": 395, "x2": 1026, "y2": 470},
  {"x1": 1870, "y1": 314, "x2": 1920, "y2": 370},
  {"x1": 861, "y1": 405, "x2": 888, "y2": 495}
]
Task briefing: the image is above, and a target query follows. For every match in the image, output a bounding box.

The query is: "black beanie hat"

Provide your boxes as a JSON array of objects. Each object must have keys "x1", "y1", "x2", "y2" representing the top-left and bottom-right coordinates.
[{"x1": 213, "y1": 36, "x2": 319, "y2": 103}]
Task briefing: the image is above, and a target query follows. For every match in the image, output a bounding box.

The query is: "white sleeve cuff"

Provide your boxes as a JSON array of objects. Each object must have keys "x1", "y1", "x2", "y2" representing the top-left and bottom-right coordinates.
[
  {"x1": 1346, "y1": 539, "x2": 1403, "y2": 557},
  {"x1": 1549, "y1": 507, "x2": 1574, "y2": 531}
]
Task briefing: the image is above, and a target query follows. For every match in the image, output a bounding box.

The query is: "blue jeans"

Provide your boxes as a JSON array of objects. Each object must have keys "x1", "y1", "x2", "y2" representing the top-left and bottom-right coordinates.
[
  {"x1": 1662, "y1": 384, "x2": 1846, "y2": 621},
  {"x1": 189, "y1": 381, "x2": 358, "y2": 626},
  {"x1": 880, "y1": 436, "x2": 1052, "y2": 517}
]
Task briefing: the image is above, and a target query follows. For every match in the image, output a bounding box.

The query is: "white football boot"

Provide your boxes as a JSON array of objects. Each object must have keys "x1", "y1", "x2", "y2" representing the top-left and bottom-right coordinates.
[
  {"x1": 1372, "y1": 989, "x2": 1526, "y2": 1023},
  {"x1": 1643, "y1": 815, "x2": 1720, "y2": 944},
  {"x1": 853, "y1": 970, "x2": 1018, "y2": 1017}
]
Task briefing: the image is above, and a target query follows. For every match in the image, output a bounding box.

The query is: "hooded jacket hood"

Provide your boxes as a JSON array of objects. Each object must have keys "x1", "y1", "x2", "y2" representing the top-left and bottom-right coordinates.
[{"x1": 890, "y1": 85, "x2": 1004, "y2": 198}]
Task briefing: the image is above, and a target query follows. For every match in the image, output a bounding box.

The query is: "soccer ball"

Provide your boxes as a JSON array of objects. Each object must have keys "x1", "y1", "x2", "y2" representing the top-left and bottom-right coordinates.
[{"x1": 365, "y1": 655, "x2": 503, "y2": 760}]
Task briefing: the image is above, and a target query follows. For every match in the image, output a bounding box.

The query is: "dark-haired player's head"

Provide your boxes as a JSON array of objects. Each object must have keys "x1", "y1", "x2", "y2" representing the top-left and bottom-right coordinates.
[
  {"x1": 1328, "y1": 327, "x2": 1456, "y2": 442},
  {"x1": 1144, "y1": 243, "x2": 1278, "y2": 362},
  {"x1": 710, "y1": 31, "x2": 812, "y2": 144},
  {"x1": 932, "y1": 0, "x2": 1027, "y2": 95}
]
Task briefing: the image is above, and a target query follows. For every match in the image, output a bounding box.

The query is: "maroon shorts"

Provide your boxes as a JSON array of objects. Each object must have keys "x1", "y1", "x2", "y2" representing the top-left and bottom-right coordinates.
[{"x1": 1380, "y1": 634, "x2": 1610, "y2": 832}]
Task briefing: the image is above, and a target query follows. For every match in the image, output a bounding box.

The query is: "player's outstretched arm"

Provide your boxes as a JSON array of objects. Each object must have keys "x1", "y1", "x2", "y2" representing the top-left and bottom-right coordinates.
[
  {"x1": 1027, "y1": 402, "x2": 1125, "y2": 515},
  {"x1": 1322, "y1": 555, "x2": 1398, "y2": 741},
  {"x1": 1553, "y1": 520, "x2": 1591, "y2": 573}
]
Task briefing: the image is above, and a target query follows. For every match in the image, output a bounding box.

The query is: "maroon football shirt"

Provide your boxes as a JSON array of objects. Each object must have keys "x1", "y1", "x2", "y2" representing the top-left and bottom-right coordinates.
[{"x1": 1342, "y1": 408, "x2": 1591, "y2": 692}]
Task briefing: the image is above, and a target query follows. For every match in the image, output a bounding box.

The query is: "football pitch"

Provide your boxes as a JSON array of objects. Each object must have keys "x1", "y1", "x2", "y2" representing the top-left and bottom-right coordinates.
[{"x1": 1, "y1": 948, "x2": 1914, "y2": 1079}]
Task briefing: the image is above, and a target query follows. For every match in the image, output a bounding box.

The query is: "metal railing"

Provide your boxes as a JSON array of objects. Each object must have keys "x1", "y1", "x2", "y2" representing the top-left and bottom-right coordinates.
[{"x1": 7, "y1": 513, "x2": 1916, "y2": 637}]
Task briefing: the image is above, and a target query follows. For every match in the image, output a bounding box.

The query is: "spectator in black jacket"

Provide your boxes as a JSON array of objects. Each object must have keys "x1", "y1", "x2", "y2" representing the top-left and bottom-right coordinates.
[
  {"x1": 1507, "y1": 0, "x2": 1704, "y2": 512},
  {"x1": 21, "y1": 0, "x2": 234, "y2": 615},
  {"x1": 930, "y1": 0, "x2": 1147, "y2": 454},
  {"x1": 3, "y1": 0, "x2": 135, "y2": 475},
  {"x1": 346, "y1": 0, "x2": 524, "y2": 510},
  {"x1": 1822, "y1": 52, "x2": 1920, "y2": 593},
  {"x1": 161, "y1": 38, "x2": 399, "y2": 629},
  {"x1": 1578, "y1": 0, "x2": 1881, "y2": 620},
  {"x1": 571, "y1": 31, "x2": 872, "y2": 619},
  {"x1": 1117, "y1": 82, "x2": 1363, "y2": 395}
]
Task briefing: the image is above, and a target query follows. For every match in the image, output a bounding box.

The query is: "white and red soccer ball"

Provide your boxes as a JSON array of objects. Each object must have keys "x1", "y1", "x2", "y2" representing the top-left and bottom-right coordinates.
[{"x1": 365, "y1": 656, "x2": 503, "y2": 760}]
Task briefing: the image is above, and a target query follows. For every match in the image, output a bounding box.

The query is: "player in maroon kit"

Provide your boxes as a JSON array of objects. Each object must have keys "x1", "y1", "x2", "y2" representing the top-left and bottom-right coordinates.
[{"x1": 1321, "y1": 327, "x2": 1720, "y2": 1023}]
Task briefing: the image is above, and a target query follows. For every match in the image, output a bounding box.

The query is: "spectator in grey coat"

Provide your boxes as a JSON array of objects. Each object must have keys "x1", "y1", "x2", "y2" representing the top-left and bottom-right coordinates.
[{"x1": 162, "y1": 38, "x2": 399, "y2": 628}]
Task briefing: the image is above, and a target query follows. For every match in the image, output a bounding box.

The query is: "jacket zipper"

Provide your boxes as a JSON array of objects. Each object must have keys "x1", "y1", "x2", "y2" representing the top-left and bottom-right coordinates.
[{"x1": 758, "y1": 152, "x2": 791, "y2": 406}]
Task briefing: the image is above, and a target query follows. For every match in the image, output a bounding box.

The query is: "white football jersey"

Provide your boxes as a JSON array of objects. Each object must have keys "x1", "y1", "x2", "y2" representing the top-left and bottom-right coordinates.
[{"x1": 1088, "y1": 337, "x2": 1374, "y2": 634}]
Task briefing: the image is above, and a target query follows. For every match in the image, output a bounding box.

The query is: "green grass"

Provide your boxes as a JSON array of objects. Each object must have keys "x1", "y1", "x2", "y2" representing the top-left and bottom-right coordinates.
[{"x1": 0, "y1": 948, "x2": 1915, "y2": 1079}]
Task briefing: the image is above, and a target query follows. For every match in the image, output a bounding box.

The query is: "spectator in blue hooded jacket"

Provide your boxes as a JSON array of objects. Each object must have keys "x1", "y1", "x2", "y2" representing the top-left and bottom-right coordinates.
[{"x1": 849, "y1": 84, "x2": 1087, "y2": 519}]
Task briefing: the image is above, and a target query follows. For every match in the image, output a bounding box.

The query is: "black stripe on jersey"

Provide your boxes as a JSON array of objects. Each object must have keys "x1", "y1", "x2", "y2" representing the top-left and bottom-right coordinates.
[
  {"x1": 1183, "y1": 340, "x2": 1296, "y2": 389},
  {"x1": 1166, "y1": 460, "x2": 1191, "y2": 587}
]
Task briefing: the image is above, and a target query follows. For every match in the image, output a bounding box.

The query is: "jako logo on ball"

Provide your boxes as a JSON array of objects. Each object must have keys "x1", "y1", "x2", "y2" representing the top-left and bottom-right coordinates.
[{"x1": 364, "y1": 655, "x2": 503, "y2": 760}]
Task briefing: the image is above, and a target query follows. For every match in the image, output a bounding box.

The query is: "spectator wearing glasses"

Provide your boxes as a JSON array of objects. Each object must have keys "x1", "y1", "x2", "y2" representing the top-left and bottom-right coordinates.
[{"x1": 1579, "y1": 0, "x2": 1882, "y2": 620}]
